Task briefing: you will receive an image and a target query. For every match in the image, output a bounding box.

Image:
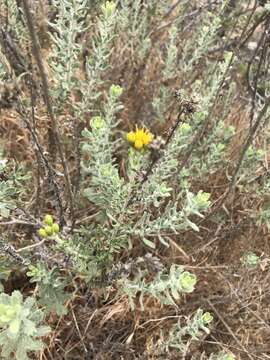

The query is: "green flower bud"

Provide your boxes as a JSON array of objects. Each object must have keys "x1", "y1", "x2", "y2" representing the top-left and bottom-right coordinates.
[
  {"x1": 43, "y1": 214, "x2": 53, "y2": 226},
  {"x1": 195, "y1": 191, "x2": 211, "y2": 210},
  {"x1": 201, "y1": 312, "x2": 213, "y2": 324},
  {"x1": 101, "y1": 1, "x2": 116, "y2": 18},
  {"x1": 179, "y1": 271, "x2": 197, "y2": 293},
  {"x1": 51, "y1": 223, "x2": 60, "y2": 234},
  {"x1": 257, "y1": 149, "x2": 265, "y2": 158},
  {"x1": 38, "y1": 228, "x2": 48, "y2": 238},
  {"x1": 110, "y1": 84, "x2": 123, "y2": 98},
  {"x1": 217, "y1": 352, "x2": 235, "y2": 360},
  {"x1": 44, "y1": 226, "x2": 53, "y2": 236},
  {"x1": 223, "y1": 354, "x2": 235, "y2": 360},
  {"x1": 90, "y1": 116, "x2": 105, "y2": 130},
  {"x1": 246, "y1": 146, "x2": 254, "y2": 157}
]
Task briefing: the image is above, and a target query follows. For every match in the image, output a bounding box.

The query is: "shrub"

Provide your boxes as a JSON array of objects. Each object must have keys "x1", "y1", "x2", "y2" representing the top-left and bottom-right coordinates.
[{"x1": 0, "y1": 0, "x2": 269, "y2": 358}]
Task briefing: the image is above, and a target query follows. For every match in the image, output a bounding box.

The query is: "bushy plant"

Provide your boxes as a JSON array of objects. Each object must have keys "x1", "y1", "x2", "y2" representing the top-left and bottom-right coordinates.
[
  {"x1": 0, "y1": 0, "x2": 269, "y2": 358},
  {"x1": 121, "y1": 264, "x2": 197, "y2": 310},
  {"x1": 27, "y1": 264, "x2": 68, "y2": 316},
  {"x1": 0, "y1": 157, "x2": 29, "y2": 218},
  {"x1": 48, "y1": 0, "x2": 88, "y2": 104},
  {"x1": 0, "y1": 291, "x2": 50, "y2": 360},
  {"x1": 159, "y1": 309, "x2": 213, "y2": 354}
]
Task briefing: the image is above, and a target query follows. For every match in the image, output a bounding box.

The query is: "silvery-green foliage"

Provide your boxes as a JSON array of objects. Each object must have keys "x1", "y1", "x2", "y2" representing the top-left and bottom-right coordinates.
[
  {"x1": 189, "y1": 118, "x2": 235, "y2": 178},
  {"x1": 27, "y1": 264, "x2": 68, "y2": 316},
  {"x1": 120, "y1": 264, "x2": 196, "y2": 310},
  {"x1": 82, "y1": 1, "x2": 118, "y2": 110},
  {"x1": 0, "y1": 290, "x2": 50, "y2": 360},
  {"x1": 236, "y1": 146, "x2": 265, "y2": 185},
  {"x1": 191, "y1": 51, "x2": 234, "y2": 124},
  {"x1": 240, "y1": 251, "x2": 260, "y2": 268},
  {"x1": 117, "y1": 0, "x2": 152, "y2": 60},
  {"x1": 0, "y1": 159, "x2": 15, "y2": 218},
  {"x1": 118, "y1": 0, "x2": 172, "y2": 61},
  {"x1": 53, "y1": 230, "x2": 109, "y2": 282},
  {"x1": 182, "y1": 1, "x2": 229, "y2": 72},
  {"x1": 163, "y1": 26, "x2": 178, "y2": 79},
  {"x1": 81, "y1": 81, "x2": 212, "y2": 251},
  {"x1": 0, "y1": 158, "x2": 29, "y2": 218},
  {"x1": 135, "y1": 191, "x2": 210, "y2": 248},
  {"x1": 81, "y1": 85, "x2": 129, "y2": 217},
  {"x1": 152, "y1": 86, "x2": 170, "y2": 120},
  {"x1": 141, "y1": 54, "x2": 233, "y2": 210},
  {"x1": 61, "y1": 229, "x2": 109, "y2": 282},
  {"x1": 2, "y1": 0, "x2": 27, "y2": 42},
  {"x1": 48, "y1": 0, "x2": 88, "y2": 103},
  {"x1": 160, "y1": 309, "x2": 213, "y2": 353},
  {"x1": 209, "y1": 351, "x2": 235, "y2": 360},
  {"x1": 80, "y1": 84, "x2": 137, "y2": 264},
  {"x1": 0, "y1": 56, "x2": 6, "y2": 80},
  {"x1": 126, "y1": 147, "x2": 147, "y2": 179},
  {"x1": 152, "y1": 25, "x2": 179, "y2": 119},
  {"x1": 140, "y1": 123, "x2": 192, "y2": 210},
  {"x1": 205, "y1": 121, "x2": 234, "y2": 169},
  {"x1": 125, "y1": 121, "x2": 211, "y2": 248},
  {"x1": 178, "y1": 53, "x2": 235, "y2": 179}
]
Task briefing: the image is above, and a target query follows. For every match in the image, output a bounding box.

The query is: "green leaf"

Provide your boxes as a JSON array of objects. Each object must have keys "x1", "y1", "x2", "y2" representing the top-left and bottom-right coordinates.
[
  {"x1": 0, "y1": 290, "x2": 49, "y2": 359},
  {"x1": 158, "y1": 234, "x2": 169, "y2": 247},
  {"x1": 0, "y1": 205, "x2": 10, "y2": 218},
  {"x1": 185, "y1": 218, "x2": 200, "y2": 232},
  {"x1": 142, "y1": 237, "x2": 155, "y2": 249}
]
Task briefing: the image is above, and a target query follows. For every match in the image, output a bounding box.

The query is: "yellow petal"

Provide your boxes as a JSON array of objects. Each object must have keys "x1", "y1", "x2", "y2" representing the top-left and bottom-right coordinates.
[
  {"x1": 135, "y1": 129, "x2": 143, "y2": 141},
  {"x1": 141, "y1": 132, "x2": 153, "y2": 145},
  {"x1": 134, "y1": 139, "x2": 143, "y2": 150},
  {"x1": 127, "y1": 131, "x2": 136, "y2": 143}
]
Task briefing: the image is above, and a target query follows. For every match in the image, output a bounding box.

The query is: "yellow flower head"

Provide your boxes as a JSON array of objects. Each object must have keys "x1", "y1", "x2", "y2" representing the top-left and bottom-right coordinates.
[{"x1": 126, "y1": 126, "x2": 153, "y2": 150}]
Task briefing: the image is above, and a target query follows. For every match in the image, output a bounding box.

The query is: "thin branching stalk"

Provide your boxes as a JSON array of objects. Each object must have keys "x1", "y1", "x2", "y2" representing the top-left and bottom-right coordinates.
[
  {"x1": 21, "y1": 0, "x2": 74, "y2": 223},
  {"x1": 15, "y1": 101, "x2": 65, "y2": 225}
]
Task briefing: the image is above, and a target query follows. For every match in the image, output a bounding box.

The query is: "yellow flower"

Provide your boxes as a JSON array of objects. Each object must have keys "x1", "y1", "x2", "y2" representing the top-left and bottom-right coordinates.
[
  {"x1": 127, "y1": 131, "x2": 136, "y2": 143},
  {"x1": 134, "y1": 139, "x2": 143, "y2": 150},
  {"x1": 126, "y1": 126, "x2": 153, "y2": 150},
  {"x1": 141, "y1": 131, "x2": 153, "y2": 145},
  {"x1": 43, "y1": 214, "x2": 53, "y2": 226}
]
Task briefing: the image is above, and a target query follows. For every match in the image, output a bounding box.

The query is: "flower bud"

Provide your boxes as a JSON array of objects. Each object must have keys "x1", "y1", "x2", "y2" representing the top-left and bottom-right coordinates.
[
  {"x1": 38, "y1": 228, "x2": 48, "y2": 238},
  {"x1": 201, "y1": 312, "x2": 213, "y2": 324},
  {"x1": 91, "y1": 116, "x2": 105, "y2": 130},
  {"x1": 178, "y1": 271, "x2": 197, "y2": 293},
  {"x1": 44, "y1": 226, "x2": 53, "y2": 236},
  {"x1": 101, "y1": 1, "x2": 116, "y2": 18},
  {"x1": 110, "y1": 84, "x2": 123, "y2": 98},
  {"x1": 52, "y1": 223, "x2": 60, "y2": 234},
  {"x1": 44, "y1": 214, "x2": 53, "y2": 226}
]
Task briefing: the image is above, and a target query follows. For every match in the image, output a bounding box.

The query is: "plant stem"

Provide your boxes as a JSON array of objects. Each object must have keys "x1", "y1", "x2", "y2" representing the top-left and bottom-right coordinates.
[{"x1": 21, "y1": 0, "x2": 74, "y2": 223}]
